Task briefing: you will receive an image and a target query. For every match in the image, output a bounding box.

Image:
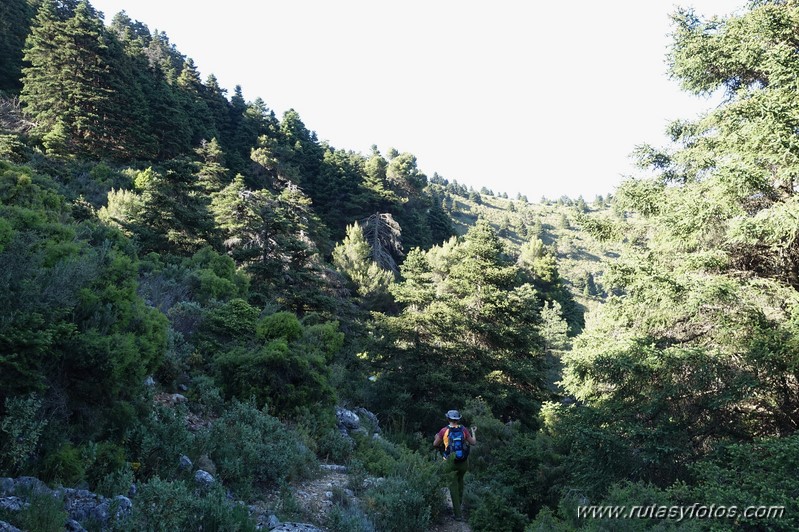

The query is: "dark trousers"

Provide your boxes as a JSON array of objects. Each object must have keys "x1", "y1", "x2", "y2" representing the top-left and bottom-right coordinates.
[{"x1": 446, "y1": 458, "x2": 468, "y2": 518}]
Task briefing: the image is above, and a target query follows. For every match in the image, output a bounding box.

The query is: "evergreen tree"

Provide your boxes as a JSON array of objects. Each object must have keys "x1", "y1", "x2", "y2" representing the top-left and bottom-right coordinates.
[
  {"x1": 549, "y1": 0, "x2": 799, "y2": 496},
  {"x1": 426, "y1": 195, "x2": 455, "y2": 245},
  {"x1": 21, "y1": 0, "x2": 153, "y2": 158},
  {"x1": 332, "y1": 223, "x2": 394, "y2": 308},
  {"x1": 278, "y1": 108, "x2": 324, "y2": 188},
  {"x1": 359, "y1": 146, "x2": 398, "y2": 209},
  {"x1": 0, "y1": 0, "x2": 36, "y2": 94},
  {"x1": 132, "y1": 160, "x2": 218, "y2": 254},
  {"x1": 176, "y1": 58, "x2": 216, "y2": 145},
  {"x1": 224, "y1": 84, "x2": 251, "y2": 173},
  {"x1": 315, "y1": 147, "x2": 367, "y2": 239},
  {"x1": 360, "y1": 212, "x2": 403, "y2": 273},
  {"x1": 368, "y1": 221, "x2": 547, "y2": 430},
  {"x1": 211, "y1": 176, "x2": 325, "y2": 310},
  {"x1": 386, "y1": 151, "x2": 427, "y2": 191},
  {"x1": 20, "y1": 0, "x2": 76, "y2": 147},
  {"x1": 195, "y1": 137, "x2": 228, "y2": 194}
]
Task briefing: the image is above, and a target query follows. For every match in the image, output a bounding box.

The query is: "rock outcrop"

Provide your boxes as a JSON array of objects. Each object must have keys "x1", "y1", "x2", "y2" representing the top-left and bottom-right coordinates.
[{"x1": 0, "y1": 477, "x2": 132, "y2": 530}]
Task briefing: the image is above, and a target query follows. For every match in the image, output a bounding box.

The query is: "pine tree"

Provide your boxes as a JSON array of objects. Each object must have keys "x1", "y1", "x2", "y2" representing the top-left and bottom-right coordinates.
[
  {"x1": 21, "y1": 0, "x2": 152, "y2": 158},
  {"x1": 552, "y1": 1, "x2": 799, "y2": 494},
  {"x1": 0, "y1": 0, "x2": 36, "y2": 94},
  {"x1": 369, "y1": 221, "x2": 547, "y2": 429},
  {"x1": 132, "y1": 160, "x2": 217, "y2": 254},
  {"x1": 20, "y1": 0, "x2": 73, "y2": 144},
  {"x1": 176, "y1": 58, "x2": 216, "y2": 145},
  {"x1": 195, "y1": 137, "x2": 228, "y2": 193},
  {"x1": 360, "y1": 212, "x2": 403, "y2": 273},
  {"x1": 316, "y1": 147, "x2": 367, "y2": 239},
  {"x1": 332, "y1": 222, "x2": 394, "y2": 307},
  {"x1": 211, "y1": 176, "x2": 325, "y2": 309},
  {"x1": 359, "y1": 146, "x2": 398, "y2": 209}
]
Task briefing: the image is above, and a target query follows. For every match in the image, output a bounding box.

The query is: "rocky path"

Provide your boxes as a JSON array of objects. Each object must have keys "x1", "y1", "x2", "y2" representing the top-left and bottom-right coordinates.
[{"x1": 257, "y1": 464, "x2": 472, "y2": 532}]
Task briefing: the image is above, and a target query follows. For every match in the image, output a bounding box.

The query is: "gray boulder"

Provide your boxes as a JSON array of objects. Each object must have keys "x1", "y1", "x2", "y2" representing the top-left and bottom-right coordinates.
[
  {"x1": 335, "y1": 407, "x2": 360, "y2": 431},
  {"x1": 0, "y1": 496, "x2": 27, "y2": 512},
  {"x1": 179, "y1": 454, "x2": 193, "y2": 470},
  {"x1": 194, "y1": 469, "x2": 215, "y2": 488},
  {"x1": 267, "y1": 513, "x2": 281, "y2": 529},
  {"x1": 319, "y1": 464, "x2": 348, "y2": 473},
  {"x1": 0, "y1": 477, "x2": 129, "y2": 529},
  {"x1": 0, "y1": 521, "x2": 22, "y2": 532},
  {"x1": 270, "y1": 524, "x2": 324, "y2": 532}
]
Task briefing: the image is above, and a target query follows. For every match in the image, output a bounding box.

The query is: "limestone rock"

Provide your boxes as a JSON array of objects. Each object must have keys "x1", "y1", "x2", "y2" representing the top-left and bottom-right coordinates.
[
  {"x1": 179, "y1": 454, "x2": 193, "y2": 470},
  {"x1": 335, "y1": 407, "x2": 360, "y2": 430},
  {"x1": 194, "y1": 469, "x2": 215, "y2": 488}
]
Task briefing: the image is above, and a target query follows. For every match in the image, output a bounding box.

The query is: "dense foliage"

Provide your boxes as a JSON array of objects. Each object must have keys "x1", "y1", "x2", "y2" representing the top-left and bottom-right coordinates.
[{"x1": 1, "y1": 0, "x2": 797, "y2": 530}]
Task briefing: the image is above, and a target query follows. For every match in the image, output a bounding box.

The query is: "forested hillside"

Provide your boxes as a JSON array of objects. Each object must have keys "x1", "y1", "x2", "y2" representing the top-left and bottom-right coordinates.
[{"x1": 1, "y1": 1, "x2": 798, "y2": 531}]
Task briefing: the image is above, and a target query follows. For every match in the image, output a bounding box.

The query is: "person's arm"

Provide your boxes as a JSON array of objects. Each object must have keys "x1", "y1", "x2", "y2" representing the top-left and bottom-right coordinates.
[
  {"x1": 466, "y1": 426, "x2": 477, "y2": 445},
  {"x1": 433, "y1": 431, "x2": 442, "y2": 448}
]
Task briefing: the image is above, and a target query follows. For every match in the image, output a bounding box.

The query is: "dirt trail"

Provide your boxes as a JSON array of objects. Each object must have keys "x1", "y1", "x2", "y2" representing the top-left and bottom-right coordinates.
[
  {"x1": 428, "y1": 488, "x2": 473, "y2": 532},
  {"x1": 268, "y1": 466, "x2": 473, "y2": 531}
]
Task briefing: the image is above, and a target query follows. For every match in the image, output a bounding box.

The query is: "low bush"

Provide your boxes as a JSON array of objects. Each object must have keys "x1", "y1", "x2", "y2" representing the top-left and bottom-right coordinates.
[
  {"x1": 356, "y1": 434, "x2": 444, "y2": 531},
  {"x1": 124, "y1": 477, "x2": 255, "y2": 531},
  {"x1": 15, "y1": 490, "x2": 67, "y2": 532},
  {"x1": 40, "y1": 443, "x2": 85, "y2": 486},
  {"x1": 328, "y1": 490, "x2": 375, "y2": 532},
  {"x1": 207, "y1": 401, "x2": 317, "y2": 498},
  {"x1": 467, "y1": 483, "x2": 528, "y2": 532},
  {"x1": 133, "y1": 405, "x2": 196, "y2": 480}
]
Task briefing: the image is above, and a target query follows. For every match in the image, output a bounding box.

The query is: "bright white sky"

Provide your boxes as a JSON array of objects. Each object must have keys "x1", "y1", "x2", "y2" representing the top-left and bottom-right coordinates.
[{"x1": 90, "y1": 0, "x2": 740, "y2": 200}]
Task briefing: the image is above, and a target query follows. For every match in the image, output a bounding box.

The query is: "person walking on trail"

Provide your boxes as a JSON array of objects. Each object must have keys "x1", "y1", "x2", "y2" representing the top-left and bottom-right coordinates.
[{"x1": 433, "y1": 409, "x2": 477, "y2": 521}]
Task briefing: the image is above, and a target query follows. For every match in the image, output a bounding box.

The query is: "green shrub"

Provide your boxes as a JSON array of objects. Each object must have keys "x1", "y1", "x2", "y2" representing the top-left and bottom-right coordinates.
[
  {"x1": 134, "y1": 405, "x2": 196, "y2": 479},
  {"x1": 256, "y1": 311, "x2": 303, "y2": 341},
  {"x1": 213, "y1": 339, "x2": 335, "y2": 416},
  {"x1": 207, "y1": 401, "x2": 317, "y2": 498},
  {"x1": 318, "y1": 428, "x2": 355, "y2": 464},
  {"x1": 328, "y1": 493, "x2": 375, "y2": 532},
  {"x1": 363, "y1": 476, "x2": 431, "y2": 532},
  {"x1": 16, "y1": 490, "x2": 67, "y2": 532},
  {"x1": 188, "y1": 374, "x2": 225, "y2": 417},
  {"x1": 525, "y1": 507, "x2": 573, "y2": 532},
  {"x1": 204, "y1": 298, "x2": 258, "y2": 340},
  {"x1": 299, "y1": 321, "x2": 344, "y2": 360},
  {"x1": 0, "y1": 393, "x2": 46, "y2": 475},
  {"x1": 467, "y1": 483, "x2": 528, "y2": 532},
  {"x1": 356, "y1": 436, "x2": 444, "y2": 531},
  {"x1": 41, "y1": 444, "x2": 85, "y2": 486},
  {"x1": 155, "y1": 328, "x2": 193, "y2": 386},
  {"x1": 84, "y1": 441, "x2": 127, "y2": 490},
  {"x1": 290, "y1": 407, "x2": 341, "y2": 459},
  {"x1": 167, "y1": 301, "x2": 206, "y2": 339},
  {"x1": 351, "y1": 433, "x2": 402, "y2": 477},
  {"x1": 125, "y1": 477, "x2": 256, "y2": 531},
  {"x1": 347, "y1": 459, "x2": 368, "y2": 495},
  {"x1": 276, "y1": 481, "x2": 304, "y2": 521},
  {"x1": 186, "y1": 247, "x2": 247, "y2": 303},
  {"x1": 95, "y1": 464, "x2": 134, "y2": 498}
]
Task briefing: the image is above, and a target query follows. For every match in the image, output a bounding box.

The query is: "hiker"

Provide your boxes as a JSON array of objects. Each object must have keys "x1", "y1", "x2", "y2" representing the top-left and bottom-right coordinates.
[{"x1": 433, "y1": 409, "x2": 477, "y2": 521}]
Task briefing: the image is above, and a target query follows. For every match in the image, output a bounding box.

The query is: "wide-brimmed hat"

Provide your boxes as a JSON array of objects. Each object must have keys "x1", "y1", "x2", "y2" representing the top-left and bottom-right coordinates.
[{"x1": 446, "y1": 410, "x2": 461, "y2": 420}]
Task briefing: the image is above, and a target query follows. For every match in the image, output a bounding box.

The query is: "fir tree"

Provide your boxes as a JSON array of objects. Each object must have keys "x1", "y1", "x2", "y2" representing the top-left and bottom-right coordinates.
[{"x1": 0, "y1": 0, "x2": 36, "y2": 94}]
